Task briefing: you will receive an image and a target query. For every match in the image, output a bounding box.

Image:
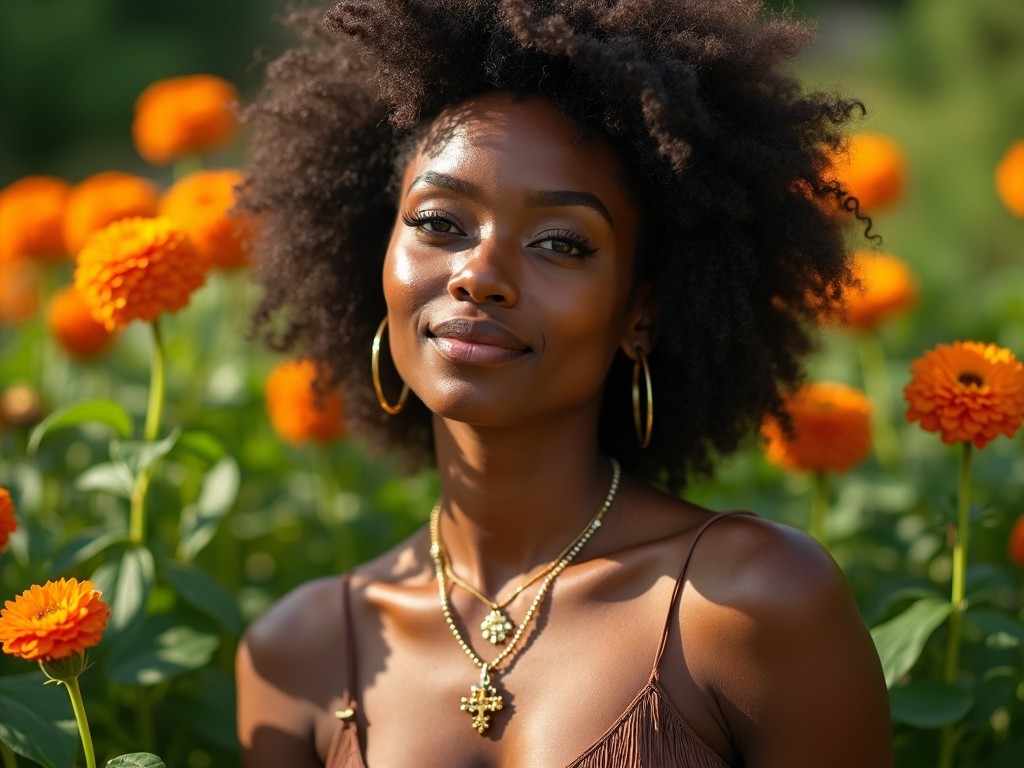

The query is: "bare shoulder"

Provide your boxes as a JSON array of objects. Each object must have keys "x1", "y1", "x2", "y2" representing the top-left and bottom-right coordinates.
[
  {"x1": 679, "y1": 514, "x2": 893, "y2": 766},
  {"x1": 243, "y1": 575, "x2": 346, "y2": 666}
]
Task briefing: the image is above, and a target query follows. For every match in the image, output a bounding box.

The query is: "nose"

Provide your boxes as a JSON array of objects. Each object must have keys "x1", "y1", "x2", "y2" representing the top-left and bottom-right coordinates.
[{"x1": 446, "y1": 237, "x2": 519, "y2": 307}]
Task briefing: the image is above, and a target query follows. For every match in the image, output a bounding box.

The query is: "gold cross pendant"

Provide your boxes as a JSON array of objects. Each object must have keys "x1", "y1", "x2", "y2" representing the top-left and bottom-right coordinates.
[{"x1": 460, "y1": 666, "x2": 504, "y2": 734}]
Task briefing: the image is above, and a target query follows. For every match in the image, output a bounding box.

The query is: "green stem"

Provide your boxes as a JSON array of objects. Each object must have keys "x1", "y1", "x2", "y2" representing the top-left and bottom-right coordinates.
[
  {"x1": 808, "y1": 471, "x2": 830, "y2": 546},
  {"x1": 0, "y1": 741, "x2": 17, "y2": 768},
  {"x1": 937, "y1": 441, "x2": 973, "y2": 768},
  {"x1": 64, "y1": 677, "x2": 97, "y2": 768},
  {"x1": 858, "y1": 331, "x2": 901, "y2": 471},
  {"x1": 129, "y1": 320, "x2": 166, "y2": 545}
]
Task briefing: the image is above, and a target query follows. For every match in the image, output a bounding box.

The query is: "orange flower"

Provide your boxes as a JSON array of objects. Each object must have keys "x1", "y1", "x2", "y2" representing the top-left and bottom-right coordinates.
[
  {"x1": 133, "y1": 75, "x2": 239, "y2": 166},
  {"x1": 995, "y1": 140, "x2": 1024, "y2": 218},
  {"x1": 48, "y1": 286, "x2": 116, "y2": 359},
  {"x1": 266, "y1": 359, "x2": 346, "y2": 445},
  {"x1": 74, "y1": 216, "x2": 208, "y2": 331},
  {"x1": 159, "y1": 169, "x2": 252, "y2": 269},
  {"x1": 0, "y1": 578, "x2": 109, "y2": 661},
  {"x1": 0, "y1": 176, "x2": 70, "y2": 262},
  {"x1": 763, "y1": 382, "x2": 872, "y2": 473},
  {"x1": 0, "y1": 257, "x2": 39, "y2": 324},
  {"x1": 63, "y1": 171, "x2": 160, "y2": 256},
  {"x1": 834, "y1": 251, "x2": 919, "y2": 330},
  {"x1": 0, "y1": 383, "x2": 46, "y2": 429},
  {"x1": 1009, "y1": 514, "x2": 1024, "y2": 569},
  {"x1": 0, "y1": 487, "x2": 16, "y2": 555},
  {"x1": 828, "y1": 132, "x2": 905, "y2": 213},
  {"x1": 904, "y1": 342, "x2": 1024, "y2": 449}
]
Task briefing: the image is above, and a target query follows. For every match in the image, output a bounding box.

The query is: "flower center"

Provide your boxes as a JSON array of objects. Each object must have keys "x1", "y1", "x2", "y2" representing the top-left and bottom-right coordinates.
[
  {"x1": 34, "y1": 605, "x2": 59, "y2": 621},
  {"x1": 958, "y1": 372, "x2": 984, "y2": 388}
]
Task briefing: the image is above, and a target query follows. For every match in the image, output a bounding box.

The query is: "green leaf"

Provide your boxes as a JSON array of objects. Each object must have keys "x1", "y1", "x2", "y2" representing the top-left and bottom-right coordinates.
[
  {"x1": 0, "y1": 693, "x2": 76, "y2": 768},
  {"x1": 49, "y1": 529, "x2": 127, "y2": 576},
  {"x1": 27, "y1": 399, "x2": 134, "y2": 455},
  {"x1": 171, "y1": 669, "x2": 239, "y2": 750},
  {"x1": 106, "y1": 614, "x2": 220, "y2": 686},
  {"x1": 106, "y1": 753, "x2": 167, "y2": 768},
  {"x1": 160, "y1": 559, "x2": 243, "y2": 635},
  {"x1": 172, "y1": 430, "x2": 227, "y2": 463},
  {"x1": 870, "y1": 597, "x2": 953, "y2": 688},
  {"x1": 110, "y1": 429, "x2": 181, "y2": 475},
  {"x1": 91, "y1": 546, "x2": 155, "y2": 635},
  {"x1": 966, "y1": 609, "x2": 1024, "y2": 649},
  {"x1": 889, "y1": 679, "x2": 974, "y2": 728},
  {"x1": 966, "y1": 667, "x2": 1018, "y2": 727},
  {"x1": 76, "y1": 462, "x2": 136, "y2": 499},
  {"x1": 177, "y1": 457, "x2": 240, "y2": 562}
]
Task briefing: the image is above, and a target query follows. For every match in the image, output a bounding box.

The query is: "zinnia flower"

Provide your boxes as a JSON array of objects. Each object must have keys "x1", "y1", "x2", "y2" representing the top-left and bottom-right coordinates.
[
  {"x1": 63, "y1": 171, "x2": 160, "y2": 256},
  {"x1": 132, "y1": 74, "x2": 239, "y2": 166},
  {"x1": 995, "y1": 140, "x2": 1024, "y2": 218},
  {"x1": 0, "y1": 257, "x2": 39, "y2": 324},
  {"x1": 48, "y1": 286, "x2": 116, "y2": 359},
  {"x1": 763, "y1": 382, "x2": 872, "y2": 473},
  {"x1": 1009, "y1": 514, "x2": 1024, "y2": 570},
  {"x1": 0, "y1": 176, "x2": 70, "y2": 262},
  {"x1": 266, "y1": 359, "x2": 346, "y2": 445},
  {"x1": 0, "y1": 578, "x2": 109, "y2": 661},
  {"x1": 904, "y1": 342, "x2": 1024, "y2": 448},
  {"x1": 828, "y1": 132, "x2": 905, "y2": 213},
  {"x1": 834, "y1": 251, "x2": 919, "y2": 331},
  {"x1": 74, "y1": 216, "x2": 208, "y2": 331},
  {"x1": 0, "y1": 487, "x2": 16, "y2": 555},
  {"x1": 159, "y1": 169, "x2": 252, "y2": 269}
]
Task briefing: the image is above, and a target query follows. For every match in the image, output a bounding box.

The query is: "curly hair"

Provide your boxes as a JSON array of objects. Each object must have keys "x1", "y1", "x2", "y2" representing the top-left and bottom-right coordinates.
[{"x1": 241, "y1": 0, "x2": 865, "y2": 492}]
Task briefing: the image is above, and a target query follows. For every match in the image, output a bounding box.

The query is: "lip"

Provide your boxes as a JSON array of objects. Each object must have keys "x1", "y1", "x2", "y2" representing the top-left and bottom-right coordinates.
[{"x1": 427, "y1": 318, "x2": 532, "y2": 365}]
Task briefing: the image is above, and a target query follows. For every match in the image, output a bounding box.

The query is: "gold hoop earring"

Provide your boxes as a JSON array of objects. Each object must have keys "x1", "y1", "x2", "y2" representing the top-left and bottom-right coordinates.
[
  {"x1": 632, "y1": 347, "x2": 653, "y2": 449},
  {"x1": 371, "y1": 316, "x2": 410, "y2": 415}
]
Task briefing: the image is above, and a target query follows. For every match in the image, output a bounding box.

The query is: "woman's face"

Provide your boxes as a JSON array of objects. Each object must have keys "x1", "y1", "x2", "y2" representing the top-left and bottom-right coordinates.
[{"x1": 383, "y1": 92, "x2": 644, "y2": 429}]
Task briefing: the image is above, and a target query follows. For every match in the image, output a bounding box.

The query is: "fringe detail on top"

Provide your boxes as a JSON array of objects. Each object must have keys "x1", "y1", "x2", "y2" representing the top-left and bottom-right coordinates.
[{"x1": 568, "y1": 680, "x2": 730, "y2": 768}]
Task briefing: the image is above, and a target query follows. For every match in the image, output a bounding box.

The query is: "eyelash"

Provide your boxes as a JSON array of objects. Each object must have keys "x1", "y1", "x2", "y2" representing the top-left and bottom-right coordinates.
[{"x1": 401, "y1": 212, "x2": 598, "y2": 259}]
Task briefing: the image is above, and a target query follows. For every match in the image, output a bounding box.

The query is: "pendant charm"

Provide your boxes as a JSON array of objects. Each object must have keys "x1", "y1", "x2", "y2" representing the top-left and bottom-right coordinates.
[
  {"x1": 460, "y1": 667, "x2": 504, "y2": 734},
  {"x1": 480, "y1": 608, "x2": 513, "y2": 644}
]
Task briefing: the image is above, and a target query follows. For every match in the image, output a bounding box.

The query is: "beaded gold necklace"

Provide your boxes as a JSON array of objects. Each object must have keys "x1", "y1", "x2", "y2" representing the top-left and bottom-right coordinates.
[{"x1": 428, "y1": 458, "x2": 621, "y2": 734}]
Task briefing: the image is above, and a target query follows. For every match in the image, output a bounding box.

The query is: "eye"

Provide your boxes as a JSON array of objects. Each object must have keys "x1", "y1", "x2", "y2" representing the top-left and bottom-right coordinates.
[
  {"x1": 401, "y1": 210, "x2": 465, "y2": 236},
  {"x1": 529, "y1": 230, "x2": 598, "y2": 259}
]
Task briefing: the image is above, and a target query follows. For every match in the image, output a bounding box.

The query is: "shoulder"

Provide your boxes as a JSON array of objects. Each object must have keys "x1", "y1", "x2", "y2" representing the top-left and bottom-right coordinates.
[
  {"x1": 678, "y1": 514, "x2": 893, "y2": 765},
  {"x1": 242, "y1": 576, "x2": 346, "y2": 663}
]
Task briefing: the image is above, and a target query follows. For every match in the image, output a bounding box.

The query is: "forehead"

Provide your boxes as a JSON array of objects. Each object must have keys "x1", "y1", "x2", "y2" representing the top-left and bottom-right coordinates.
[{"x1": 400, "y1": 92, "x2": 631, "y2": 201}]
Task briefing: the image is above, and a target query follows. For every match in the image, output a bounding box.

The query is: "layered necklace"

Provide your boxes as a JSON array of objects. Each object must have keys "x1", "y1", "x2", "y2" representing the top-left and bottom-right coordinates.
[{"x1": 428, "y1": 458, "x2": 621, "y2": 734}]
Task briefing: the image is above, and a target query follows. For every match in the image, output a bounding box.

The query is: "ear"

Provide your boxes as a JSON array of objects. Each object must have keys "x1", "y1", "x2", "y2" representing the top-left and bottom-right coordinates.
[{"x1": 619, "y1": 283, "x2": 657, "y2": 359}]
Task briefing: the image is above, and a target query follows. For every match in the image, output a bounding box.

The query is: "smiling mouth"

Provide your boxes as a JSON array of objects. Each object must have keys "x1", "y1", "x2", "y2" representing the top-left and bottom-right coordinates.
[{"x1": 427, "y1": 318, "x2": 532, "y2": 365}]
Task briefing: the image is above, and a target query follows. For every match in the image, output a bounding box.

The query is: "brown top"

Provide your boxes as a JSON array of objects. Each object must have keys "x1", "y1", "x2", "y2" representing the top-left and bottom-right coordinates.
[{"x1": 326, "y1": 513, "x2": 745, "y2": 768}]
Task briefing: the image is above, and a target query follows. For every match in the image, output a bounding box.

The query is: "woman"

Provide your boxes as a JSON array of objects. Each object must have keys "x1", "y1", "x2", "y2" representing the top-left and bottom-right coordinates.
[{"x1": 235, "y1": 1, "x2": 893, "y2": 765}]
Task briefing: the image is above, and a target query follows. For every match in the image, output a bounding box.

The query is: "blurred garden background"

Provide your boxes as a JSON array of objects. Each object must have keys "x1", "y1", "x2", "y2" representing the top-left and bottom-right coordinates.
[{"x1": 1, "y1": 0, "x2": 1023, "y2": 766}]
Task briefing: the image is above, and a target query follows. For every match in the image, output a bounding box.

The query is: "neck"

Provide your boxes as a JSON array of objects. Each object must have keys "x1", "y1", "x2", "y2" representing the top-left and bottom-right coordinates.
[{"x1": 430, "y1": 413, "x2": 616, "y2": 595}]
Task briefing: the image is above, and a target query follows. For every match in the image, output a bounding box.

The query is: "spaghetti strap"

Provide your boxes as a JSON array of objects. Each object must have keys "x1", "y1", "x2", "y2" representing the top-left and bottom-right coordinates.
[
  {"x1": 651, "y1": 511, "x2": 753, "y2": 675},
  {"x1": 339, "y1": 574, "x2": 357, "y2": 708}
]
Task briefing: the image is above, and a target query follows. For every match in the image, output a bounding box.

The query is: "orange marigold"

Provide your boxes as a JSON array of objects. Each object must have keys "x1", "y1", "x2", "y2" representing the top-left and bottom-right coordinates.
[
  {"x1": 828, "y1": 132, "x2": 905, "y2": 213},
  {"x1": 1009, "y1": 514, "x2": 1024, "y2": 570},
  {"x1": 48, "y1": 286, "x2": 116, "y2": 359},
  {"x1": 266, "y1": 359, "x2": 346, "y2": 445},
  {"x1": 63, "y1": 171, "x2": 160, "y2": 256},
  {"x1": 159, "y1": 169, "x2": 252, "y2": 269},
  {"x1": 0, "y1": 487, "x2": 16, "y2": 555},
  {"x1": 0, "y1": 257, "x2": 39, "y2": 325},
  {"x1": 0, "y1": 578, "x2": 109, "y2": 661},
  {"x1": 133, "y1": 74, "x2": 239, "y2": 166},
  {"x1": 995, "y1": 140, "x2": 1024, "y2": 218},
  {"x1": 0, "y1": 176, "x2": 69, "y2": 262},
  {"x1": 835, "y1": 251, "x2": 919, "y2": 331},
  {"x1": 904, "y1": 342, "x2": 1024, "y2": 449},
  {"x1": 74, "y1": 216, "x2": 208, "y2": 331},
  {"x1": 763, "y1": 382, "x2": 872, "y2": 474}
]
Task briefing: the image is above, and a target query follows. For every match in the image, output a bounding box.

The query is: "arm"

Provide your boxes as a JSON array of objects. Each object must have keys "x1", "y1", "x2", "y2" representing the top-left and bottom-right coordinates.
[
  {"x1": 236, "y1": 578, "x2": 343, "y2": 768},
  {"x1": 687, "y1": 517, "x2": 893, "y2": 767}
]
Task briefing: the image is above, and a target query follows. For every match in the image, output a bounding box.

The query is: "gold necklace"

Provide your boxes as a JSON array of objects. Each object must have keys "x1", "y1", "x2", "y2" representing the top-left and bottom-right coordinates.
[
  {"x1": 439, "y1": 472, "x2": 619, "y2": 645},
  {"x1": 428, "y1": 458, "x2": 620, "y2": 734}
]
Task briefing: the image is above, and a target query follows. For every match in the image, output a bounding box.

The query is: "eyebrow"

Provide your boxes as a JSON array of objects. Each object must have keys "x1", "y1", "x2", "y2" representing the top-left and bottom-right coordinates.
[{"x1": 406, "y1": 171, "x2": 614, "y2": 226}]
